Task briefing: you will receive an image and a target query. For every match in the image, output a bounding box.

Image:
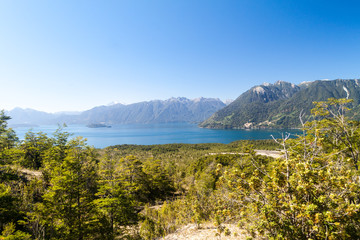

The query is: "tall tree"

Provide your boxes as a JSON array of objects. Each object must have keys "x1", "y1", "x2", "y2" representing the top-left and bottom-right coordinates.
[
  {"x1": 142, "y1": 158, "x2": 175, "y2": 201},
  {"x1": 118, "y1": 155, "x2": 150, "y2": 203},
  {"x1": 19, "y1": 131, "x2": 52, "y2": 169},
  {"x1": 40, "y1": 137, "x2": 98, "y2": 240},
  {"x1": 94, "y1": 149, "x2": 138, "y2": 239},
  {"x1": 0, "y1": 111, "x2": 19, "y2": 163}
]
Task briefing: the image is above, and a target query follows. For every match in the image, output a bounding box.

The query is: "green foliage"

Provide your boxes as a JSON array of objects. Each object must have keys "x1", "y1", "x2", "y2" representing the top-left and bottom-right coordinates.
[
  {"x1": 142, "y1": 158, "x2": 175, "y2": 201},
  {"x1": 0, "y1": 184, "x2": 22, "y2": 233},
  {"x1": 0, "y1": 111, "x2": 18, "y2": 163},
  {"x1": 18, "y1": 125, "x2": 71, "y2": 170},
  {"x1": 19, "y1": 131, "x2": 52, "y2": 169},
  {"x1": 5, "y1": 99, "x2": 360, "y2": 239},
  {"x1": 39, "y1": 137, "x2": 98, "y2": 240},
  {"x1": 116, "y1": 155, "x2": 150, "y2": 203},
  {"x1": 230, "y1": 139, "x2": 281, "y2": 150},
  {"x1": 94, "y1": 149, "x2": 139, "y2": 239},
  {"x1": 0, "y1": 167, "x2": 26, "y2": 182},
  {"x1": 215, "y1": 98, "x2": 360, "y2": 239},
  {"x1": 139, "y1": 200, "x2": 191, "y2": 239},
  {"x1": 0, "y1": 167, "x2": 29, "y2": 235},
  {"x1": 201, "y1": 79, "x2": 360, "y2": 129},
  {"x1": 0, "y1": 222, "x2": 31, "y2": 240}
]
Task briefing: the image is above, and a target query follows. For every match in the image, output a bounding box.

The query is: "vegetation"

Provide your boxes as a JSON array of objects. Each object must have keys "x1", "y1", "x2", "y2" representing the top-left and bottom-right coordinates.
[
  {"x1": 1, "y1": 98, "x2": 360, "y2": 239},
  {"x1": 200, "y1": 79, "x2": 360, "y2": 129}
]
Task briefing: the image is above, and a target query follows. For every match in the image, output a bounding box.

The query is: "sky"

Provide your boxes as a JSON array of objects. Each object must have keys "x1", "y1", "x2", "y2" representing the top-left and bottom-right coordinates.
[{"x1": 1, "y1": 0, "x2": 360, "y2": 113}]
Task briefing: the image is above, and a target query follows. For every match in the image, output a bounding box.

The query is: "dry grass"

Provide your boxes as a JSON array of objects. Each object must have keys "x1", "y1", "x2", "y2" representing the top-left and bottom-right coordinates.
[
  {"x1": 207, "y1": 150, "x2": 283, "y2": 159},
  {"x1": 162, "y1": 223, "x2": 249, "y2": 240}
]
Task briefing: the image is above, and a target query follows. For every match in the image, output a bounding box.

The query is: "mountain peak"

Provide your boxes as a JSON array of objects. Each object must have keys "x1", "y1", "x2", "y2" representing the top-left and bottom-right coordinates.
[
  {"x1": 192, "y1": 97, "x2": 204, "y2": 103},
  {"x1": 200, "y1": 79, "x2": 360, "y2": 129},
  {"x1": 274, "y1": 80, "x2": 296, "y2": 87},
  {"x1": 106, "y1": 101, "x2": 126, "y2": 106},
  {"x1": 247, "y1": 80, "x2": 300, "y2": 103},
  {"x1": 261, "y1": 81, "x2": 296, "y2": 88},
  {"x1": 167, "y1": 97, "x2": 190, "y2": 102},
  {"x1": 8, "y1": 97, "x2": 226, "y2": 125},
  {"x1": 275, "y1": 80, "x2": 286, "y2": 85},
  {"x1": 252, "y1": 86, "x2": 266, "y2": 94}
]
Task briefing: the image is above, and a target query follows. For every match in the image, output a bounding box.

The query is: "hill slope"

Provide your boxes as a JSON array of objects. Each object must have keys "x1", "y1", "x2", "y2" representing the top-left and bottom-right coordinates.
[
  {"x1": 75, "y1": 97, "x2": 226, "y2": 124},
  {"x1": 7, "y1": 97, "x2": 226, "y2": 125},
  {"x1": 200, "y1": 79, "x2": 360, "y2": 129}
]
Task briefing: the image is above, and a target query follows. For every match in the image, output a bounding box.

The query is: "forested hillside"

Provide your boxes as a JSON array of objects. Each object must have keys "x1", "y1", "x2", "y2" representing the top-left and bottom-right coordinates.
[
  {"x1": 1, "y1": 98, "x2": 360, "y2": 239},
  {"x1": 200, "y1": 79, "x2": 360, "y2": 129}
]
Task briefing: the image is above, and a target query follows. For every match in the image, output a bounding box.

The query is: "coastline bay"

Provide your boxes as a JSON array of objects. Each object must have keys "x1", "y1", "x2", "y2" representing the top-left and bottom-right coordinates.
[{"x1": 12, "y1": 123, "x2": 301, "y2": 148}]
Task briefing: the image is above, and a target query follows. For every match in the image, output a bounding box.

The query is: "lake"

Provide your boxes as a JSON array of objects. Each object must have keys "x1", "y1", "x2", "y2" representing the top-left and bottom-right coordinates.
[{"x1": 12, "y1": 123, "x2": 302, "y2": 148}]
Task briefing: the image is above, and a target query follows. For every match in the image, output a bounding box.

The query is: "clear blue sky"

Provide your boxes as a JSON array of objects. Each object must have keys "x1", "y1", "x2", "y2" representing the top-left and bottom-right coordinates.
[{"x1": 1, "y1": 0, "x2": 360, "y2": 112}]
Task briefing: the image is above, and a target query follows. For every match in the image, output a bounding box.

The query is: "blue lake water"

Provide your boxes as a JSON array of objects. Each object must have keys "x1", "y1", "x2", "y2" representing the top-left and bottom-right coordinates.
[{"x1": 12, "y1": 123, "x2": 302, "y2": 148}]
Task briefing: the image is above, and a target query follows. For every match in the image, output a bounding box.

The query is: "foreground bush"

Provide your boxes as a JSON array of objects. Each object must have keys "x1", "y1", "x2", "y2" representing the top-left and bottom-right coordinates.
[{"x1": 217, "y1": 99, "x2": 360, "y2": 239}]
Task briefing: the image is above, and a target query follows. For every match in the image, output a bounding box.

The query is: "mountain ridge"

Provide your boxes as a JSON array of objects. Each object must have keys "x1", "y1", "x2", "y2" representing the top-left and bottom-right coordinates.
[
  {"x1": 6, "y1": 97, "x2": 226, "y2": 126},
  {"x1": 200, "y1": 79, "x2": 360, "y2": 129}
]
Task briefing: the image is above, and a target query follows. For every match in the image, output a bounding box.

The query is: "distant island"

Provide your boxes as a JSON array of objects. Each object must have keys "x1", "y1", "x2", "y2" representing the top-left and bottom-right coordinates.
[{"x1": 86, "y1": 123, "x2": 111, "y2": 128}]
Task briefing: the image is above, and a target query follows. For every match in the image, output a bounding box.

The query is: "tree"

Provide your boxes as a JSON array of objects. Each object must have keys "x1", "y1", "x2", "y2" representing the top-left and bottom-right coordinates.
[
  {"x1": 142, "y1": 158, "x2": 175, "y2": 201},
  {"x1": 19, "y1": 131, "x2": 52, "y2": 169},
  {"x1": 216, "y1": 98, "x2": 360, "y2": 239},
  {"x1": 94, "y1": 149, "x2": 138, "y2": 239},
  {"x1": 41, "y1": 126, "x2": 72, "y2": 185},
  {"x1": 308, "y1": 98, "x2": 360, "y2": 170},
  {"x1": 0, "y1": 183, "x2": 21, "y2": 233},
  {"x1": 0, "y1": 222, "x2": 31, "y2": 240},
  {"x1": 39, "y1": 137, "x2": 98, "y2": 240},
  {"x1": 117, "y1": 155, "x2": 150, "y2": 203},
  {"x1": 0, "y1": 111, "x2": 19, "y2": 164}
]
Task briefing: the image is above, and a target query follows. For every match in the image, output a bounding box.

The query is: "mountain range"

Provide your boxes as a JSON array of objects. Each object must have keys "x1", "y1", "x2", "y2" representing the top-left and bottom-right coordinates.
[
  {"x1": 7, "y1": 79, "x2": 360, "y2": 129},
  {"x1": 6, "y1": 97, "x2": 227, "y2": 126},
  {"x1": 200, "y1": 79, "x2": 360, "y2": 129}
]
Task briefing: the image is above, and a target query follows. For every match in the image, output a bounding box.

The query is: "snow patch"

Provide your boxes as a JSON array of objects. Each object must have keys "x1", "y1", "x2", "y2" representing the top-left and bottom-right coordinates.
[
  {"x1": 299, "y1": 81, "x2": 313, "y2": 86},
  {"x1": 343, "y1": 86, "x2": 350, "y2": 99},
  {"x1": 107, "y1": 101, "x2": 120, "y2": 106},
  {"x1": 253, "y1": 86, "x2": 265, "y2": 94},
  {"x1": 192, "y1": 97, "x2": 203, "y2": 103}
]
